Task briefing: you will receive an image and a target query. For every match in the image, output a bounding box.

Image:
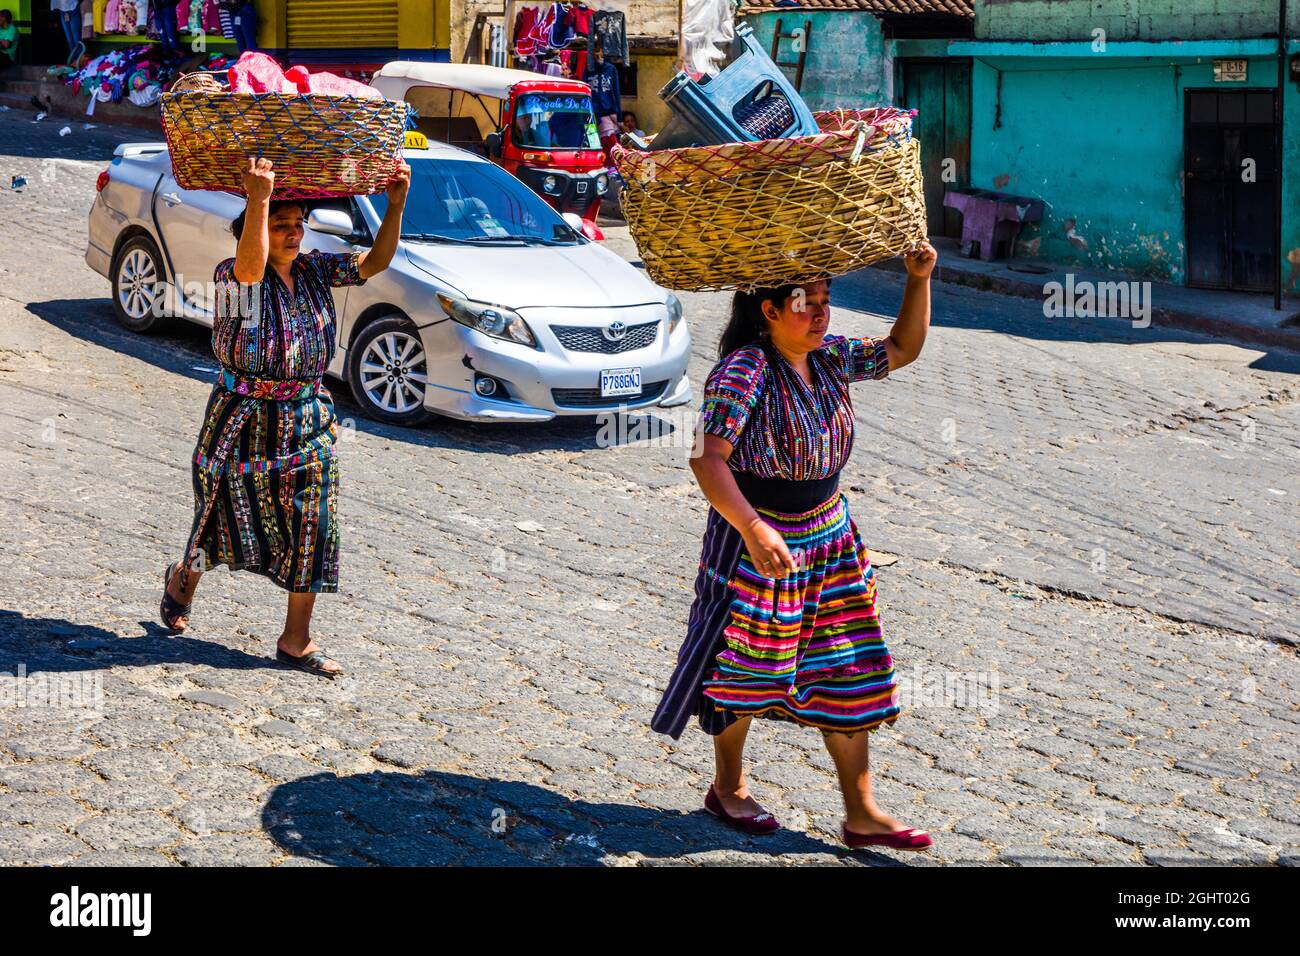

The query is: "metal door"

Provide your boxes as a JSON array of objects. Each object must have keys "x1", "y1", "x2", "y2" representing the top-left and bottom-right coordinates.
[{"x1": 1185, "y1": 89, "x2": 1277, "y2": 292}]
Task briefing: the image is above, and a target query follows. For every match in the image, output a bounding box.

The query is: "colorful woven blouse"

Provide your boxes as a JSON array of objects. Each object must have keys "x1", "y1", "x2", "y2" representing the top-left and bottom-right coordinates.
[
  {"x1": 212, "y1": 250, "x2": 364, "y2": 382},
  {"x1": 698, "y1": 335, "x2": 889, "y2": 480}
]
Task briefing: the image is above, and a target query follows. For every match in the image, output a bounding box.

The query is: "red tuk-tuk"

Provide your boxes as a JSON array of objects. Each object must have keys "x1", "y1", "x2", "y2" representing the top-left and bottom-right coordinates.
[{"x1": 373, "y1": 62, "x2": 609, "y2": 239}]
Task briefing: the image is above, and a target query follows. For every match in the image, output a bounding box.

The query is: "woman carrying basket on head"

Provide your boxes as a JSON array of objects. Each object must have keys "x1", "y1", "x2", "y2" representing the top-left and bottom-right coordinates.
[
  {"x1": 651, "y1": 241, "x2": 938, "y2": 851},
  {"x1": 159, "y1": 156, "x2": 411, "y2": 678}
]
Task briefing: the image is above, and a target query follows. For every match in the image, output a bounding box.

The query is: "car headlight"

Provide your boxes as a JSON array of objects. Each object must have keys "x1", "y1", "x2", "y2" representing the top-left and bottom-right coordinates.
[
  {"x1": 437, "y1": 294, "x2": 538, "y2": 348},
  {"x1": 666, "y1": 292, "x2": 684, "y2": 333},
  {"x1": 543, "y1": 175, "x2": 560, "y2": 194},
  {"x1": 595, "y1": 173, "x2": 609, "y2": 195}
]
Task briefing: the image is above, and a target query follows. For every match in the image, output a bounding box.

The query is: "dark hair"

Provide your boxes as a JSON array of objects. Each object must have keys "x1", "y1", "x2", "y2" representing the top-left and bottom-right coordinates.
[
  {"x1": 0, "y1": 9, "x2": 12, "y2": 21},
  {"x1": 621, "y1": 110, "x2": 637, "y2": 124},
  {"x1": 717, "y1": 279, "x2": 833, "y2": 358},
  {"x1": 230, "y1": 199, "x2": 308, "y2": 240}
]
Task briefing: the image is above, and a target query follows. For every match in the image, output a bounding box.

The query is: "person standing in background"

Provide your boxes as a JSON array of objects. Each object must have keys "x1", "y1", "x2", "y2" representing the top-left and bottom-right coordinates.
[
  {"x1": 217, "y1": 0, "x2": 255, "y2": 54},
  {"x1": 51, "y1": 0, "x2": 81, "y2": 54},
  {"x1": 0, "y1": 9, "x2": 18, "y2": 70},
  {"x1": 154, "y1": 0, "x2": 183, "y2": 58},
  {"x1": 584, "y1": 41, "x2": 620, "y2": 159}
]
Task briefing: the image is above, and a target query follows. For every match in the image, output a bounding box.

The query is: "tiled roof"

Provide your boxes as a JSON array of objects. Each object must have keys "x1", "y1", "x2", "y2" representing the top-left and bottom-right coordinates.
[{"x1": 741, "y1": 0, "x2": 973, "y2": 16}]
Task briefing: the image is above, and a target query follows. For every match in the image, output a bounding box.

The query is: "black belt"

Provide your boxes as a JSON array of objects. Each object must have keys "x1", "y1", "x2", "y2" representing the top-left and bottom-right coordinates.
[{"x1": 732, "y1": 471, "x2": 840, "y2": 512}]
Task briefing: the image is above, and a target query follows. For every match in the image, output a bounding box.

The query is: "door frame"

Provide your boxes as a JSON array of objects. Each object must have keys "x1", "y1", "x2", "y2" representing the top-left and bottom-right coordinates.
[
  {"x1": 896, "y1": 56, "x2": 973, "y2": 239},
  {"x1": 1182, "y1": 86, "x2": 1280, "y2": 292}
]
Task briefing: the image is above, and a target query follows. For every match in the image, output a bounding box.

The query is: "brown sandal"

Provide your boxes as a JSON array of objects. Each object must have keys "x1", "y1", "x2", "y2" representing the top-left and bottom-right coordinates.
[
  {"x1": 160, "y1": 561, "x2": 191, "y2": 633},
  {"x1": 275, "y1": 646, "x2": 343, "y2": 679}
]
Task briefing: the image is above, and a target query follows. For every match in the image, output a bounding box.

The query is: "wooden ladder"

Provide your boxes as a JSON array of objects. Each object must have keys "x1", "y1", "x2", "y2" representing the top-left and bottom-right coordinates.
[{"x1": 770, "y1": 18, "x2": 812, "y2": 92}]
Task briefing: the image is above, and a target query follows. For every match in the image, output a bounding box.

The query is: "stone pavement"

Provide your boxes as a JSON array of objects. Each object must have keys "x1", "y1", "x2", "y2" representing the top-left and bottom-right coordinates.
[{"x1": 0, "y1": 112, "x2": 1296, "y2": 866}]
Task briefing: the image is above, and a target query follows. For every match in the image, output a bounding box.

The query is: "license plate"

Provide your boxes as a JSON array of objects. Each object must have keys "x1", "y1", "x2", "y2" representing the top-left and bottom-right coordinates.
[{"x1": 600, "y1": 367, "x2": 642, "y2": 397}]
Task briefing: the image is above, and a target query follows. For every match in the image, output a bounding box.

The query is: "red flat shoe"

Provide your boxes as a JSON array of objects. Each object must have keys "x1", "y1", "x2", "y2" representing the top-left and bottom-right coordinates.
[
  {"x1": 841, "y1": 823, "x2": 933, "y2": 851},
  {"x1": 704, "y1": 784, "x2": 780, "y2": 835}
]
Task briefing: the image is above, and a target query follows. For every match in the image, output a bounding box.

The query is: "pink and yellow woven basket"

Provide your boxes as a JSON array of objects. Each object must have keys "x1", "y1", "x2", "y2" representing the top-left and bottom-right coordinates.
[{"x1": 159, "y1": 72, "x2": 410, "y2": 201}]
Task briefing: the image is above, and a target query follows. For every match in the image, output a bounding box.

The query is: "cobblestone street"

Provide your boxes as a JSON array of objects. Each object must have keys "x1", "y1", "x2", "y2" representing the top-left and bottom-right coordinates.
[{"x1": 0, "y1": 113, "x2": 1296, "y2": 866}]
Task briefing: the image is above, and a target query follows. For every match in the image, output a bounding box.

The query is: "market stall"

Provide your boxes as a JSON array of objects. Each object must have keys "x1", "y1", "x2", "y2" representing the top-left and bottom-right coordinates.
[
  {"x1": 88, "y1": 1, "x2": 241, "y2": 53},
  {"x1": 502, "y1": 1, "x2": 676, "y2": 137}
]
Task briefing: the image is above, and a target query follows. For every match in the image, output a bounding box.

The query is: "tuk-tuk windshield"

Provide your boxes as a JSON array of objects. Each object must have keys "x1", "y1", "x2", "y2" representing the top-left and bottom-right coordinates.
[{"x1": 512, "y1": 92, "x2": 600, "y2": 150}]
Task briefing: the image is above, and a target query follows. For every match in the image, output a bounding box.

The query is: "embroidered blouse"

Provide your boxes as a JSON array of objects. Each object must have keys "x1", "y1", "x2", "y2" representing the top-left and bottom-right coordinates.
[
  {"x1": 698, "y1": 335, "x2": 889, "y2": 481},
  {"x1": 212, "y1": 250, "x2": 366, "y2": 382}
]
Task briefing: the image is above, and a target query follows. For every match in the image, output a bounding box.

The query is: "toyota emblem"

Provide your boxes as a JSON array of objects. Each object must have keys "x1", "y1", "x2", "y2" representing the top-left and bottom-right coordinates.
[{"x1": 602, "y1": 321, "x2": 628, "y2": 342}]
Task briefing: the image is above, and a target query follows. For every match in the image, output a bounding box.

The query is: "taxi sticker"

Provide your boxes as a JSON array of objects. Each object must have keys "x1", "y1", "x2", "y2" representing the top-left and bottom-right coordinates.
[
  {"x1": 404, "y1": 130, "x2": 429, "y2": 149},
  {"x1": 476, "y1": 216, "x2": 510, "y2": 238}
]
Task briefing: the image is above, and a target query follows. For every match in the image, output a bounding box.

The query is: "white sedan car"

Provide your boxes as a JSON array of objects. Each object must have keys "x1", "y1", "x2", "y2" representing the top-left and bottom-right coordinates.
[{"x1": 85, "y1": 137, "x2": 692, "y2": 426}]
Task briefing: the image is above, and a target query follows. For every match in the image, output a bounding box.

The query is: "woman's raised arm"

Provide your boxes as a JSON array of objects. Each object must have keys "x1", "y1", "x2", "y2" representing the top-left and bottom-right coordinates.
[
  {"x1": 233, "y1": 158, "x2": 274, "y2": 284},
  {"x1": 881, "y1": 239, "x2": 937, "y2": 372}
]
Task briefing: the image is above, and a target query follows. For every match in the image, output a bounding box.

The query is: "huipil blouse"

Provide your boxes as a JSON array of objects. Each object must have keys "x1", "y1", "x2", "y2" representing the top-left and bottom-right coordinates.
[
  {"x1": 189, "y1": 250, "x2": 365, "y2": 475},
  {"x1": 698, "y1": 334, "x2": 890, "y2": 485}
]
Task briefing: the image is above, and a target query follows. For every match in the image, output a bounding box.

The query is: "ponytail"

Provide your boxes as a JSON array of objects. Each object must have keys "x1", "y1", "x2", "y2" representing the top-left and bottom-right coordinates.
[{"x1": 716, "y1": 279, "x2": 833, "y2": 359}]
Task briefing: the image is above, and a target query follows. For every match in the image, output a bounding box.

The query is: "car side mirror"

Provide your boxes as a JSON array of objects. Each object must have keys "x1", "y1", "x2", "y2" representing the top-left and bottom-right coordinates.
[
  {"x1": 484, "y1": 131, "x2": 503, "y2": 158},
  {"x1": 307, "y1": 207, "x2": 356, "y2": 238}
]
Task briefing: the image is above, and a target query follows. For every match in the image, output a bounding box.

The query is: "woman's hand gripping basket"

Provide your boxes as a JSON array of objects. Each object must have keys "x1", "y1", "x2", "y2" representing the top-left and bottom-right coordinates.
[
  {"x1": 610, "y1": 108, "x2": 928, "y2": 292},
  {"x1": 159, "y1": 71, "x2": 412, "y2": 201}
]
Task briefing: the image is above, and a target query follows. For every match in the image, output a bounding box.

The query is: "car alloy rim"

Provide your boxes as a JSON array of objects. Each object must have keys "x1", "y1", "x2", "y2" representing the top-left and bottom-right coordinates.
[
  {"x1": 360, "y1": 330, "x2": 428, "y2": 414},
  {"x1": 118, "y1": 248, "x2": 160, "y2": 320}
]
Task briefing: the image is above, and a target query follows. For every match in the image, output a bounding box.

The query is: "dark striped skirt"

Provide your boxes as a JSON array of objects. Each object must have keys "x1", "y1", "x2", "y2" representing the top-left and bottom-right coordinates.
[
  {"x1": 179, "y1": 376, "x2": 339, "y2": 594},
  {"x1": 652, "y1": 493, "x2": 901, "y2": 739}
]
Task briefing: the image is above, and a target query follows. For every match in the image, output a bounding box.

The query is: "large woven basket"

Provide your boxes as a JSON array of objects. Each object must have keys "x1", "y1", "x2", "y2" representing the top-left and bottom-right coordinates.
[
  {"x1": 159, "y1": 72, "x2": 411, "y2": 200},
  {"x1": 611, "y1": 108, "x2": 927, "y2": 292}
]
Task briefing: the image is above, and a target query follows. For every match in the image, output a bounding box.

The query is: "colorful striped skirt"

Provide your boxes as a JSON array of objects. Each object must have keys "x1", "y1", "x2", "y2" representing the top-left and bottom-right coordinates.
[
  {"x1": 652, "y1": 493, "x2": 901, "y2": 738},
  {"x1": 179, "y1": 373, "x2": 340, "y2": 594}
]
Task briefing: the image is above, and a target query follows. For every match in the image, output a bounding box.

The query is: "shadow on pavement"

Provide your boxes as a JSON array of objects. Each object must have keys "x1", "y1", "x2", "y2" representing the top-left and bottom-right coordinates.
[
  {"x1": 263, "y1": 768, "x2": 904, "y2": 866},
  {"x1": 24, "y1": 298, "x2": 691, "y2": 455},
  {"x1": 0, "y1": 609, "x2": 282, "y2": 674}
]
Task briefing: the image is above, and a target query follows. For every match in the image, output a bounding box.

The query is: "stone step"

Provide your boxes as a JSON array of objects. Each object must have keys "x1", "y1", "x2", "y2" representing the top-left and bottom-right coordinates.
[
  {"x1": 13, "y1": 64, "x2": 51, "y2": 82},
  {"x1": 0, "y1": 77, "x2": 43, "y2": 97},
  {"x1": 0, "y1": 90, "x2": 42, "y2": 114}
]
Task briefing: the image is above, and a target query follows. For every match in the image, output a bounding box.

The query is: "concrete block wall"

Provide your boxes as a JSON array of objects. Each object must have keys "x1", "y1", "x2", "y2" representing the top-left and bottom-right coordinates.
[
  {"x1": 743, "y1": 11, "x2": 890, "y2": 111},
  {"x1": 976, "y1": 0, "x2": 1300, "y2": 43}
]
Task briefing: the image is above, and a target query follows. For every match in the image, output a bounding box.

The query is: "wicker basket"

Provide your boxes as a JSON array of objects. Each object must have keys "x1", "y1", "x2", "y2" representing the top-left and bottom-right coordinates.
[
  {"x1": 610, "y1": 108, "x2": 927, "y2": 292},
  {"x1": 159, "y1": 72, "x2": 411, "y2": 201}
]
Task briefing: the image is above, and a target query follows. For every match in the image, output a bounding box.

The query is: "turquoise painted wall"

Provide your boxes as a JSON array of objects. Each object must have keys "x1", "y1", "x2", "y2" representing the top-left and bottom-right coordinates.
[
  {"x1": 968, "y1": 49, "x2": 1299, "y2": 283},
  {"x1": 977, "y1": 0, "x2": 1300, "y2": 42},
  {"x1": 742, "y1": 11, "x2": 891, "y2": 111}
]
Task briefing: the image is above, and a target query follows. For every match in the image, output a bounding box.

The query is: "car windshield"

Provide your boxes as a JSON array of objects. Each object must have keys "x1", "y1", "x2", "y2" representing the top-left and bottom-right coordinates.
[
  {"x1": 372, "y1": 156, "x2": 580, "y2": 244},
  {"x1": 511, "y1": 92, "x2": 601, "y2": 150}
]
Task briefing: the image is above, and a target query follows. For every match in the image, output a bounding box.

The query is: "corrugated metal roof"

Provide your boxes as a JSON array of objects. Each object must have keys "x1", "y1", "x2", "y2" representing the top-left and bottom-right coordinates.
[{"x1": 741, "y1": 0, "x2": 973, "y2": 16}]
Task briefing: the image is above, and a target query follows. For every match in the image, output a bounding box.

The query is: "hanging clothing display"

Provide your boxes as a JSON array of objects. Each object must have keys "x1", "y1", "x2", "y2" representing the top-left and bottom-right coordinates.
[
  {"x1": 513, "y1": 4, "x2": 541, "y2": 56},
  {"x1": 589, "y1": 9, "x2": 627, "y2": 62},
  {"x1": 512, "y1": 2, "x2": 598, "y2": 76}
]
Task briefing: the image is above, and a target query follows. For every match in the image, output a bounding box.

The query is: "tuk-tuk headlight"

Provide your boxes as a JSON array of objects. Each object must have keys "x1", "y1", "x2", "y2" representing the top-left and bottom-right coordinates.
[
  {"x1": 437, "y1": 294, "x2": 538, "y2": 348},
  {"x1": 666, "y1": 292, "x2": 684, "y2": 334},
  {"x1": 543, "y1": 175, "x2": 560, "y2": 194},
  {"x1": 595, "y1": 173, "x2": 609, "y2": 195}
]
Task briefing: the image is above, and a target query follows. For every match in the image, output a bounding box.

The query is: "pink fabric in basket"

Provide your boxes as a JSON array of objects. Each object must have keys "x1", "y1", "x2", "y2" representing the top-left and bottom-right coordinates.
[
  {"x1": 228, "y1": 52, "x2": 297, "y2": 94},
  {"x1": 285, "y1": 65, "x2": 380, "y2": 99},
  {"x1": 227, "y1": 53, "x2": 380, "y2": 99}
]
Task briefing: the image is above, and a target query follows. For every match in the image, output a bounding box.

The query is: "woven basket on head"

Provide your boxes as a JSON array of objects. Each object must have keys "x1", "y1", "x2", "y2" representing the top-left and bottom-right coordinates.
[
  {"x1": 159, "y1": 72, "x2": 411, "y2": 201},
  {"x1": 610, "y1": 109, "x2": 927, "y2": 292}
]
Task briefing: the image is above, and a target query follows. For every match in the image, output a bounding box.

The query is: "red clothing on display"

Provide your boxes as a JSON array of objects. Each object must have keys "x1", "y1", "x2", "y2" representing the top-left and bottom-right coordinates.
[{"x1": 513, "y1": 5, "x2": 540, "y2": 56}]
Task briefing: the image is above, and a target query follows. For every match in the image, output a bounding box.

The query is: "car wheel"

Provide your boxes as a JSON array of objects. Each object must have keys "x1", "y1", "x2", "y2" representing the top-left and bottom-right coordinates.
[
  {"x1": 111, "y1": 235, "x2": 170, "y2": 333},
  {"x1": 347, "y1": 316, "x2": 436, "y2": 427}
]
